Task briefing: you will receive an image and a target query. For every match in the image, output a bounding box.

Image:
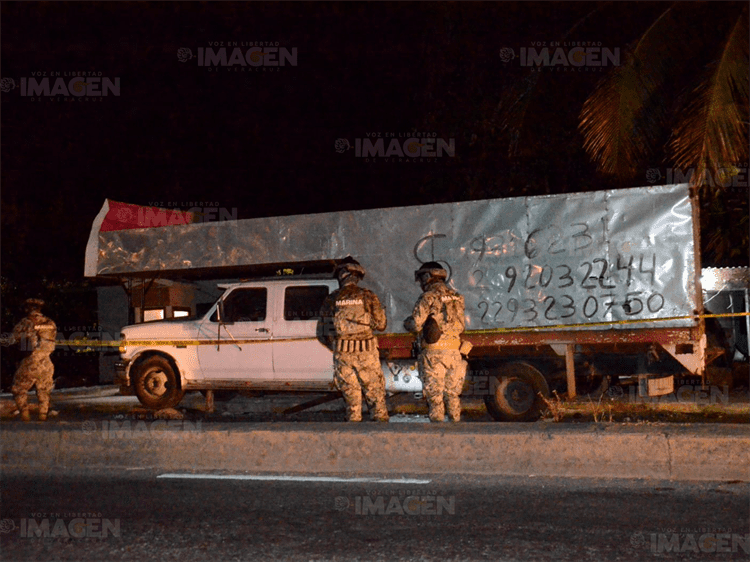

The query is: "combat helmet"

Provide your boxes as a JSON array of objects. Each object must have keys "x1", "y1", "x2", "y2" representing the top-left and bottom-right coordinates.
[
  {"x1": 334, "y1": 257, "x2": 366, "y2": 283},
  {"x1": 24, "y1": 298, "x2": 45, "y2": 312},
  {"x1": 414, "y1": 261, "x2": 447, "y2": 284}
]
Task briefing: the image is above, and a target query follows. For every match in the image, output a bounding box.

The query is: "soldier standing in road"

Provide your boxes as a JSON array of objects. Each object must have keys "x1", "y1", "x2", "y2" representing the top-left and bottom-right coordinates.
[
  {"x1": 10, "y1": 298, "x2": 57, "y2": 422},
  {"x1": 319, "y1": 258, "x2": 389, "y2": 422},
  {"x1": 404, "y1": 262, "x2": 469, "y2": 422}
]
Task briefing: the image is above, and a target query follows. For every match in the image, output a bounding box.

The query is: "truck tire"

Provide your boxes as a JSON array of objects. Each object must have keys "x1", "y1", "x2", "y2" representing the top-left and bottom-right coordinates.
[
  {"x1": 133, "y1": 355, "x2": 185, "y2": 410},
  {"x1": 484, "y1": 362, "x2": 550, "y2": 422}
]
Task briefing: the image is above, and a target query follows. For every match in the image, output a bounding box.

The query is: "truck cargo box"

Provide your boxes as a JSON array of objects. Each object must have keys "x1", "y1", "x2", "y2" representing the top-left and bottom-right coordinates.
[{"x1": 86, "y1": 184, "x2": 700, "y2": 334}]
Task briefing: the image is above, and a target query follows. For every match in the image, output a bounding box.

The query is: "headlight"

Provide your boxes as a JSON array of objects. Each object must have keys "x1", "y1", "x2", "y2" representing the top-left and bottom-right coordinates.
[{"x1": 118, "y1": 333, "x2": 127, "y2": 354}]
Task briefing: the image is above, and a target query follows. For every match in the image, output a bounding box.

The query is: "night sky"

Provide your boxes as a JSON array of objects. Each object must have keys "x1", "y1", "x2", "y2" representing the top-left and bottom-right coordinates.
[{"x1": 1, "y1": 1, "x2": 747, "y2": 297}]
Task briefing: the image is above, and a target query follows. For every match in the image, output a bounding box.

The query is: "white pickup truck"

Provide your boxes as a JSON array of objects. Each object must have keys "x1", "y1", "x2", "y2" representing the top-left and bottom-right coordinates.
[{"x1": 116, "y1": 277, "x2": 422, "y2": 410}]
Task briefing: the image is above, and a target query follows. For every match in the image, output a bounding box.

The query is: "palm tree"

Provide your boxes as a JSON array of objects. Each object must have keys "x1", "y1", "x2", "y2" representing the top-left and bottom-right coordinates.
[
  {"x1": 579, "y1": 3, "x2": 748, "y2": 265},
  {"x1": 579, "y1": 3, "x2": 748, "y2": 196}
]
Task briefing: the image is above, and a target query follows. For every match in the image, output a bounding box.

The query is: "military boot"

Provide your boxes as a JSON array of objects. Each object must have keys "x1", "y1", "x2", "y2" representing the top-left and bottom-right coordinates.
[
  {"x1": 446, "y1": 396, "x2": 461, "y2": 422},
  {"x1": 428, "y1": 400, "x2": 446, "y2": 422},
  {"x1": 346, "y1": 397, "x2": 363, "y2": 422},
  {"x1": 14, "y1": 394, "x2": 31, "y2": 422},
  {"x1": 370, "y1": 398, "x2": 390, "y2": 422},
  {"x1": 38, "y1": 398, "x2": 50, "y2": 421},
  {"x1": 372, "y1": 410, "x2": 390, "y2": 422}
]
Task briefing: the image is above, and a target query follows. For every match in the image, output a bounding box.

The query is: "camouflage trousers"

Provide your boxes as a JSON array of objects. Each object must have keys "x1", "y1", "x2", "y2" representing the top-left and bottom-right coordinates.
[
  {"x1": 12, "y1": 353, "x2": 54, "y2": 420},
  {"x1": 419, "y1": 350, "x2": 467, "y2": 422},
  {"x1": 333, "y1": 348, "x2": 389, "y2": 422}
]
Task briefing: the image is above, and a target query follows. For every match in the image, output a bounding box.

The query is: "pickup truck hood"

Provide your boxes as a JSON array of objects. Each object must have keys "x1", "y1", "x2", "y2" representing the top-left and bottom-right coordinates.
[{"x1": 121, "y1": 319, "x2": 200, "y2": 340}]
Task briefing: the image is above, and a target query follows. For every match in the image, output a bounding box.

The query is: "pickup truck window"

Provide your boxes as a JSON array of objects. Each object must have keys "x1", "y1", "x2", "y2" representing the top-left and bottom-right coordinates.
[
  {"x1": 218, "y1": 288, "x2": 267, "y2": 322},
  {"x1": 284, "y1": 286, "x2": 329, "y2": 321}
]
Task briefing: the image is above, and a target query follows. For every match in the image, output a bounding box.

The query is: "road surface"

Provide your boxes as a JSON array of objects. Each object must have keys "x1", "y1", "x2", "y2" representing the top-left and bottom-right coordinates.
[{"x1": 2, "y1": 471, "x2": 748, "y2": 561}]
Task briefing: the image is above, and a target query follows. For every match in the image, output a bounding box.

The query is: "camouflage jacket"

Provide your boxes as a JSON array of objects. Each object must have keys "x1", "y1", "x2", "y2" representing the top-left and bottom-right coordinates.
[
  {"x1": 12, "y1": 312, "x2": 57, "y2": 355},
  {"x1": 404, "y1": 281, "x2": 465, "y2": 344},
  {"x1": 319, "y1": 283, "x2": 387, "y2": 345}
]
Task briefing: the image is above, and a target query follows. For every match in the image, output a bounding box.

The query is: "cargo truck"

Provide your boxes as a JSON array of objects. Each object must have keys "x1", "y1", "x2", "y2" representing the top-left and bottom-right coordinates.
[{"x1": 85, "y1": 183, "x2": 723, "y2": 420}]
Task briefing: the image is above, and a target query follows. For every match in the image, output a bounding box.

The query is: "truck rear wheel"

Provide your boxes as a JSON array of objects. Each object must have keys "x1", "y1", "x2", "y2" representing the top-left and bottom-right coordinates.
[
  {"x1": 484, "y1": 362, "x2": 550, "y2": 422},
  {"x1": 133, "y1": 356, "x2": 185, "y2": 410}
]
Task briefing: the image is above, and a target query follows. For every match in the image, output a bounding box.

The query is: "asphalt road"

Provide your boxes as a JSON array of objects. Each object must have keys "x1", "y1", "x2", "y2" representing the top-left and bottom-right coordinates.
[{"x1": 1, "y1": 471, "x2": 748, "y2": 561}]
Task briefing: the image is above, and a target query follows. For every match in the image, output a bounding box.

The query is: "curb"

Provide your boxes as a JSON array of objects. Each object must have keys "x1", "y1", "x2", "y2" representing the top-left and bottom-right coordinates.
[{"x1": 2, "y1": 423, "x2": 749, "y2": 482}]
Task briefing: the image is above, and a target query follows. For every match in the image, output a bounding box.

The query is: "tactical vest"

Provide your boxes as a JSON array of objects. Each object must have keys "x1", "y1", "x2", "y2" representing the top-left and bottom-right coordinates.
[{"x1": 333, "y1": 290, "x2": 372, "y2": 339}]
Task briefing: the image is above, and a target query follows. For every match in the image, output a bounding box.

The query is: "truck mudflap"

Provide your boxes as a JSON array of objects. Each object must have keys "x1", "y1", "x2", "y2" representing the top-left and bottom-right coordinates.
[{"x1": 639, "y1": 374, "x2": 675, "y2": 397}]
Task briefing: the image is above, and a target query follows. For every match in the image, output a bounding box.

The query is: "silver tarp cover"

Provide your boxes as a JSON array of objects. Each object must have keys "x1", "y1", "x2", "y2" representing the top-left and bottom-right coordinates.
[{"x1": 89, "y1": 184, "x2": 698, "y2": 332}]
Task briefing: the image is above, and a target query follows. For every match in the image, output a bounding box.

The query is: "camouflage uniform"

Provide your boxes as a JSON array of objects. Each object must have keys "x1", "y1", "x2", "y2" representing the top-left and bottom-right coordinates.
[
  {"x1": 320, "y1": 272, "x2": 389, "y2": 422},
  {"x1": 405, "y1": 277, "x2": 467, "y2": 422},
  {"x1": 11, "y1": 299, "x2": 56, "y2": 421}
]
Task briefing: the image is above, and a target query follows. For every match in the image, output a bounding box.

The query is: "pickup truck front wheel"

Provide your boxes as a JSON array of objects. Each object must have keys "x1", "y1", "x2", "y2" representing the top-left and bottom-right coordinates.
[
  {"x1": 484, "y1": 362, "x2": 550, "y2": 422},
  {"x1": 133, "y1": 356, "x2": 185, "y2": 410}
]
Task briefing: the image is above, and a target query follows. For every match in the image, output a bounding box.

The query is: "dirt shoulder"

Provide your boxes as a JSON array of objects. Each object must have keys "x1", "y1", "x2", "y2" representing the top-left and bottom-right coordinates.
[
  {"x1": 0, "y1": 383, "x2": 748, "y2": 425},
  {"x1": 540, "y1": 385, "x2": 749, "y2": 424}
]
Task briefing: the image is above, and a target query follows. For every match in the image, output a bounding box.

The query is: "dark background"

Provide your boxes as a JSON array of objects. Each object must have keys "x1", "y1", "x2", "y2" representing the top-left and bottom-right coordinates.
[{"x1": 2, "y1": 1, "x2": 747, "y2": 323}]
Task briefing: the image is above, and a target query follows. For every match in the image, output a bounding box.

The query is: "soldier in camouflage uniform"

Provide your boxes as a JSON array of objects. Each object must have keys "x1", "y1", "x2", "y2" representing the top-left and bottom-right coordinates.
[
  {"x1": 319, "y1": 258, "x2": 389, "y2": 422},
  {"x1": 404, "y1": 262, "x2": 468, "y2": 422},
  {"x1": 10, "y1": 298, "x2": 57, "y2": 422}
]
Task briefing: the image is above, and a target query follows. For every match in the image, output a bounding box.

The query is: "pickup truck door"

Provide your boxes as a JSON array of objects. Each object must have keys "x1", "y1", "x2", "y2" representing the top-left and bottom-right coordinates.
[
  {"x1": 272, "y1": 282, "x2": 335, "y2": 380},
  {"x1": 196, "y1": 287, "x2": 274, "y2": 379}
]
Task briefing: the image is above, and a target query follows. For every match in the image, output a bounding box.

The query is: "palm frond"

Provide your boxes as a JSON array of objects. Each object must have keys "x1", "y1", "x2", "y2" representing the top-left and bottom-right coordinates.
[
  {"x1": 669, "y1": 7, "x2": 749, "y2": 195},
  {"x1": 578, "y1": 5, "x2": 686, "y2": 178}
]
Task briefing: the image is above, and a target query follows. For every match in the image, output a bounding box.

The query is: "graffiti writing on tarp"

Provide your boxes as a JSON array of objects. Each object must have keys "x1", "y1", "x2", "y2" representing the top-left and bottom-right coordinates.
[
  {"x1": 468, "y1": 219, "x2": 667, "y2": 327},
  {"x1": 412, "y1": 234, "x2": 453, "y2": 281},
  {"x1": 409, "y1": 217, "x2": 678, "y2": 329}
]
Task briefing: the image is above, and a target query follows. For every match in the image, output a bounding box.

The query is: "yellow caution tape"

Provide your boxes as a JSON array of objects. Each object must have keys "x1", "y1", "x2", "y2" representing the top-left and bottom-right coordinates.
[{"x1": 48, "y1": 311, "x2": 750, "y2": 348}]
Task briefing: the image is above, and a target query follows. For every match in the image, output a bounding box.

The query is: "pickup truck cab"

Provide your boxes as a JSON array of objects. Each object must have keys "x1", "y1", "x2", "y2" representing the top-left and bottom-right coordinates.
[{"x1": 117, "y1": 277, "x2": 422, "y2": 409}]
